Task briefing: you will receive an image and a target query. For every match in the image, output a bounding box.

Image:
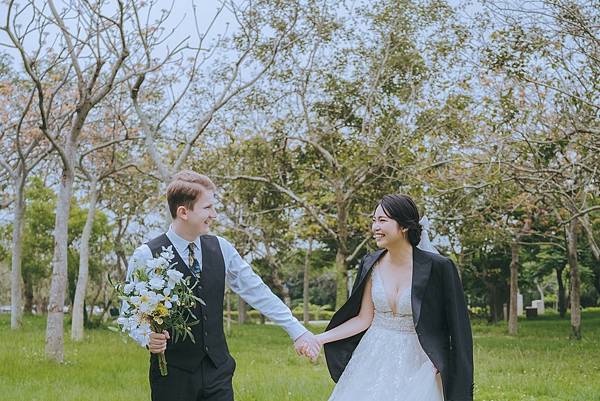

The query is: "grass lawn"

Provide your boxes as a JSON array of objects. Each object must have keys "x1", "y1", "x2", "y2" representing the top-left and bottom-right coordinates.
[{"x1": 0, "y1": 309, "x2": 599, "y2": 401}]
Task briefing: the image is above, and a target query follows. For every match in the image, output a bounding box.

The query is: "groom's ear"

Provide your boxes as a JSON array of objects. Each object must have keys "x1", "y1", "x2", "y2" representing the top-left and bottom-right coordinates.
[{"x1": 176, "y1": 205, "x2": 189, "y2": 220}]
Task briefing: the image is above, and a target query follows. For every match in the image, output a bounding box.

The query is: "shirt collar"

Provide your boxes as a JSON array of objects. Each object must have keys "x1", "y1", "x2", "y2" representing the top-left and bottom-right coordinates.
[{"x1": 166, "y1": 226, "x2": 201, "y2": 255}]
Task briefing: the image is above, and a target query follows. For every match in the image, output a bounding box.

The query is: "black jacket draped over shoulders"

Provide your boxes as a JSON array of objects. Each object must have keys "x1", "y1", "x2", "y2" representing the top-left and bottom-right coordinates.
[{"x1": 323, "y1": 247, "x2": 474, "y2": 401}]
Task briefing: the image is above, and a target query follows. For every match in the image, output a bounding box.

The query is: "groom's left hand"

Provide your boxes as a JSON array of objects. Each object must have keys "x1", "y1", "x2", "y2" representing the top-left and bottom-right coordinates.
[{"x1": 294, "y1": 331, "x2": 321, "y2": 361}]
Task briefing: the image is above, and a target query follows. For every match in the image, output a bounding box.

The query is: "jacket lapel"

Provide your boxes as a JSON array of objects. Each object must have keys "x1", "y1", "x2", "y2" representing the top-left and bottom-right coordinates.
[
  {"x1": 357, "y1": 249, "x2": 385, "y2": 288},
  {"x1": 411, "y1": 247, "x2": 432, "y2": 329}
]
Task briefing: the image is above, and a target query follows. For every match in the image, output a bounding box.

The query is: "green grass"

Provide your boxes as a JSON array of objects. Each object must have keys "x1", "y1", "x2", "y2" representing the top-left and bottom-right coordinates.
[{"x1": 1, "y1": 310, "x2": 599, "y2": 401}]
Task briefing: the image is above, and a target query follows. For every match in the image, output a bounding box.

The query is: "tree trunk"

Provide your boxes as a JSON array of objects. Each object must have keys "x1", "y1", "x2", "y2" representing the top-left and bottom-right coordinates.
[
  {"x1": 579, "y1": 214, "x2": 600, "y2": 261},
  {"x1": 45, "y1": 159, "x2": 75, "y2": 362},
  {"x1": 508, "y1": 239, "x2": 519, "y2": 335},
  {"x1": 335, "y1": 197, "x2": 349, "y2": 310},
  {"x1": 23, "y1": 278, "x2": 34, "y2": 315},
  {"x1": 535, "y1": 279, "x2": 545, "y2": 305},
  {"x1": 10, "y1": 175, "x2": 25, "y2": 329},
  {"x1": 71, "y1": 179, "x2": 99, "y2": 341},
  {"x1": 268, "y1": 265, "x2": 291, "y2": 307},
  {"x1": 282, "y1": 284, "x2": 291, "y2": 308},
  {"x1": 237, "y1": 296, "x2": 247, "y2": 324},
  {"x1": 508, "y1": 218, "x2": 530, "y2": 335},
  {"x1": 225, "y1": 288, "x2": 231, "y2": 336},
  {"x1": 566, "y1": 219, "x2": 581, "y2": 340},
  {"x1": 592, "y1": 264, "x2": 600, "y2": 297},
  {"x1": 556, "y1": 266, "x2": 566, "y2": 317},
  {"x1": 334, "y1": 249, "x2": 349, "y2": 310},
  {"x1": 486, "y1": 282, "x2": 504, "y2": 323},
  {"x1": 303, "y1": 238, "x2": 312, "y2": 326}
]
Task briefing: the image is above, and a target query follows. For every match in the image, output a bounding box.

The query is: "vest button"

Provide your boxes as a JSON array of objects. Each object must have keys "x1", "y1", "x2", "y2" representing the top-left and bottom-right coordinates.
[
  {"x1": 204, "y1": 331, "x2": 208, "y2": 336},
  {"x1": 205, "y1": 346, "x2": 209, "y2": 351},
  {"x1": 203, "y1": 315, "x2": 207, "y2": 321}
]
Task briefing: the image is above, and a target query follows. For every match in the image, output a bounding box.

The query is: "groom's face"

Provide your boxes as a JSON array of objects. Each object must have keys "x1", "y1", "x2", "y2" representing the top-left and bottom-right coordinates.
[{"x1": 179, "y1": 190, "x2": 217, "y2": 235}]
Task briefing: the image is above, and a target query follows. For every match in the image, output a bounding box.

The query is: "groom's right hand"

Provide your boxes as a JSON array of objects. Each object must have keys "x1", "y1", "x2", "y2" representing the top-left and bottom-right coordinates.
[
  {"x1": 294, "y1": 331, "x2": 321, "y2": 361},
  {"x1": 148, "y1": 330, "x2": 170, "y2": 354}
]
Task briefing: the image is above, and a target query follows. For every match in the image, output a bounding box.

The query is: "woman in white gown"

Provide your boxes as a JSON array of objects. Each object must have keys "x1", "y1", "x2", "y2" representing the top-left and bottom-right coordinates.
[{"x1": 318, "y1": 194, "x2": 473, "y2": 401}]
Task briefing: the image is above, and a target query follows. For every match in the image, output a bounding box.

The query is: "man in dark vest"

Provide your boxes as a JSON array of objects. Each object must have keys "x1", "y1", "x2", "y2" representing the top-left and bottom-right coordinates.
[{"x1": 125, "y1": 170, "x2": 320, "y2": 401}]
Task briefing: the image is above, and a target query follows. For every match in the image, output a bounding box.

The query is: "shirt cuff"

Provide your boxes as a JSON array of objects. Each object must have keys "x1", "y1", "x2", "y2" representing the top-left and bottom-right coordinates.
[{"x1": 288, "y1": 322, "x2": 309, "y2": 342}]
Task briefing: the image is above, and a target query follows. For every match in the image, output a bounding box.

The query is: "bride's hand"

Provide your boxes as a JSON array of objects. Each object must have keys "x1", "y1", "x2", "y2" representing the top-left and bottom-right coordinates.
[
  {"x1": 315, "y1": 333, "x2": 326, "y2": 346},
  {"x1": 294, "y1": 331, "x2": 321, "y2": 361}
]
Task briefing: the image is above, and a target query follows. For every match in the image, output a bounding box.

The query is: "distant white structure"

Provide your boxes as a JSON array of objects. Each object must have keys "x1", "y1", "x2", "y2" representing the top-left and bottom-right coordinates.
[
  {"x1": 502, "y1": 293, "x2": 525, "y2": 320},
  {"x1": 517, "y1": 293, "x2": 524, "y2": 316},
  {"x1": 531, "y1": 300, "x2": 545, "y2": 315}
]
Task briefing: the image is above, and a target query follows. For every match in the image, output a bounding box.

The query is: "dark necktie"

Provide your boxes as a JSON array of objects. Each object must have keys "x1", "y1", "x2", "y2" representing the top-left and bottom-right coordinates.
[{"x1": 187, "y1": 243, "x2": 201, "y2": 277}]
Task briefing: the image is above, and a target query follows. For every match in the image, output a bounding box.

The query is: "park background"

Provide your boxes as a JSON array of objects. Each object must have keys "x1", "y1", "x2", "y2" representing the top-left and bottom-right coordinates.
[{"x1": 0, "y1": 0, "x2": 598, "y2": 400}]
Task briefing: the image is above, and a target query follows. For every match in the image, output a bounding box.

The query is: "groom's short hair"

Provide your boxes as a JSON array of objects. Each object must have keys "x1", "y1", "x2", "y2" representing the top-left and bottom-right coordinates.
[{"x1": 167, "y1": 170, "x2": 216, "y2": 218}]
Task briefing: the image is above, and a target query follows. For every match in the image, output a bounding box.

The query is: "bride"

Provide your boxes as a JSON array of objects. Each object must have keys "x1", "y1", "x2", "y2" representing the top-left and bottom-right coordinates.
[{"x1": 317, "y1": 194, "x2": 473, "y2": 401}]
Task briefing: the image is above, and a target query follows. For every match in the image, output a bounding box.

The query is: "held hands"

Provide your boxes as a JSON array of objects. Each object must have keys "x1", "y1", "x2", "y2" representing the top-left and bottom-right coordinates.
[
  {"x1": 293, "y1": 331, "x2": 321, "y2": 362},
  {"x1": 148, "y1": 330, "x2": 170, "y2": 354}
]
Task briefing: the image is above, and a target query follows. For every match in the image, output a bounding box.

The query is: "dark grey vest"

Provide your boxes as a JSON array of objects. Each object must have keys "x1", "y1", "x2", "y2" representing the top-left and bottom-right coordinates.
[{"x1": 147, "y1": 233, "x2": 228, "y2": 372}]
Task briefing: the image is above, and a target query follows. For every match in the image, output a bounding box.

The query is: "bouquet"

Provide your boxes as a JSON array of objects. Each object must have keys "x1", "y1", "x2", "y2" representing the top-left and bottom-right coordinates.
[{"x1": 114, "y1": 245, "x2": 202, "y2": 376}]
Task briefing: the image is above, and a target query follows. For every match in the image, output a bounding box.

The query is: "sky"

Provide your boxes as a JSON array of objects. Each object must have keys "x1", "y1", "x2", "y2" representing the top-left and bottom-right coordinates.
[{"x1": 0, "y1": 0, "x2": 238, "y2": 65}]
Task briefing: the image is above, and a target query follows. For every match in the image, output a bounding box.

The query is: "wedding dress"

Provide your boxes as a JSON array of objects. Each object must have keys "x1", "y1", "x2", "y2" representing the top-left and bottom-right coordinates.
[{"x1": 327, "y1": 266, "x2": 444, "y2": 401}]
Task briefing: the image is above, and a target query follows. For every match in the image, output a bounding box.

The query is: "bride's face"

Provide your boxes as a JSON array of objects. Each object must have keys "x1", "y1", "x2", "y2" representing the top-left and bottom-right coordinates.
[{"x1": 371, "y1": 204, "x2": 407, "y2": 248}]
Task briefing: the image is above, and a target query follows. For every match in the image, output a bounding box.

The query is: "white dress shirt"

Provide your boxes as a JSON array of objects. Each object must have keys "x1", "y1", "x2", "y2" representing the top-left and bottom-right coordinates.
[{"x1": 126, "y1": 226, "x2": 307, "y2": 345}]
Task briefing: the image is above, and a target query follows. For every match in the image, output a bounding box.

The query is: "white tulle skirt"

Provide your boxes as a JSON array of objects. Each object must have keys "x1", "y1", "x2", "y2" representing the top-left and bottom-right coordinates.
[{"x1": 327, "y1": 324, "x2": 444, "y2": 401}]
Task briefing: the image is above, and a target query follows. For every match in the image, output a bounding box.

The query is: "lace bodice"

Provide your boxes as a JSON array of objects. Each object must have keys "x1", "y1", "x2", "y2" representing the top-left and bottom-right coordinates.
[{"x1": 371, "y1": 267, "x2": 416, "y2": 333}]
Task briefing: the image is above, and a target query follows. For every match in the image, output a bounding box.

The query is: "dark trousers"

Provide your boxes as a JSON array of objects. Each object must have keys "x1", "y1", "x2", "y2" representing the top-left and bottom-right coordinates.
[{"x1": 150, "y1": 355, "x2": 236, "y2": 401}]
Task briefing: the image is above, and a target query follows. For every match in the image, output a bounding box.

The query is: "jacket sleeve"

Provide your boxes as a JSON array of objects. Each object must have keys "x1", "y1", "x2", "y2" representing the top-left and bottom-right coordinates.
[{"x1": 442, "y1": 258, "x2": 474, "y2": 401}]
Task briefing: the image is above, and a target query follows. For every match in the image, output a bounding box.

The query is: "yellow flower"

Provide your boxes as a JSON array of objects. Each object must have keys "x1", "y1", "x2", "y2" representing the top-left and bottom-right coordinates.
[{"x1": 155, "y1": 303, "x2": 169, "y2": 318}]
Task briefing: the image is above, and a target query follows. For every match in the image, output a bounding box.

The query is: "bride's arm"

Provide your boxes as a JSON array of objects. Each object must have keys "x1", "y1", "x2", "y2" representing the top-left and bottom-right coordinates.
[{"x1": 316, "y1": 277, "x2": 374, "y2": 345}]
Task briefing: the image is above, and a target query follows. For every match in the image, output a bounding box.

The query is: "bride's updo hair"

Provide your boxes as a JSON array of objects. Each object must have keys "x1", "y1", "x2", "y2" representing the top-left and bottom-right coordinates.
[{"x1": 377, "y1": 194, "x2": 422, "y2": 246}]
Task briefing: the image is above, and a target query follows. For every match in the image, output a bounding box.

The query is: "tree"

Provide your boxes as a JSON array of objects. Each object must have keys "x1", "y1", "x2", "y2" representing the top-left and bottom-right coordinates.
[
  {"x1": 222, "y1": 0, "x2": 464, "y2": 307},
  {"x1": 127, "y1": 0, "x2": 308, "y2": 226},
  {"x1": 1, "y1": 0, "x2": 137, "y2": 361},
  {"x1": 0, "y1": 54, "x2": 51, "y2": 329},
  {"x1": 71, "y1": 90, "x2": 140, "y2": 341}
]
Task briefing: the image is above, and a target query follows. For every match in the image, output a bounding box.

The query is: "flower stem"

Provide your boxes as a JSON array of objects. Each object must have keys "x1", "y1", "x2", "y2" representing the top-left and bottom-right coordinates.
[
  {"x1": 151, "y1": 322, "x2": 168, "y2": 376},
  {"x1": 158, "y1": 352, "x2": 168, "y2": 376}
]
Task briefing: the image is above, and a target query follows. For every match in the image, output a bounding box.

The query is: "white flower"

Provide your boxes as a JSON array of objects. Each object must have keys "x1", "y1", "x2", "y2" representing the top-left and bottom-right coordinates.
[
  {"x1": 124, "y1": 282, "x2": 135, "y2": 295},
  {"x1": 130, "y1": 321, "x2": 151, "y2": 347},
  {"x1": 134, "y1": 281, "x2": 147, "y2": 294},
  {"x1": 160, "y1": 245, "x2": 175, "y2": 261},
  {"x1": 166, "y1": 269, "x2": 184, "y2": 288},
  {"x1": 129, "y1": 295, "x2": 141, "y2": 307},
  {"x1": 145, "y1": 258, "x2": 160, "y2": 272},
  {"x1": 163, "y1": 287, "x2": 171, "y2": 296},
  {"x1": 137, "y1": 288, "x2": 164, "y2": 313},
  {"x1": 166, "y1": 294, "x2": 180, "y2": 307},
  {"x1": 149, "y1": 276, "x2": 165, "y2": 290}
]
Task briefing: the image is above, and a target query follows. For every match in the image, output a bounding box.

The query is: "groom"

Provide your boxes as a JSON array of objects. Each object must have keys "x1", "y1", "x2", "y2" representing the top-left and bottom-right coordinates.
[{"x1": 126, "y1": 170, "x2": 320, "y2": 401}]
